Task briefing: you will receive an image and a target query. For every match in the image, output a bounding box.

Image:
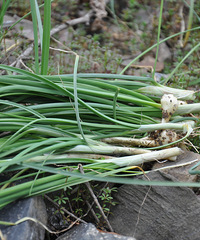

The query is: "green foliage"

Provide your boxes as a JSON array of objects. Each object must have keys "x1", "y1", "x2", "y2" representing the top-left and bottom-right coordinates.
[
  {"x1": 54, "y1": 193, "x2": 69, "y2": 205},
  {"x1": 0, "y1": 0, "x2": 11, "y2": 42},
  {"x1": 30, "y1": 0, "x2": 39, "y2": 74},
  {"x1": 0, "y1": 0, "x2": 11, "y2": 26},
  {"x1": 41, "y1": 0, "x2": 51, "y2": 75},
  {"x1": 0, "y1": 0, "x2": 200, "y2": 217},
  {"x1": 97, "y1": 186, "x2": 118, "y2": 217},
  {"x1": 95, "y1": 186, "x2": 117, "y2": 220}
]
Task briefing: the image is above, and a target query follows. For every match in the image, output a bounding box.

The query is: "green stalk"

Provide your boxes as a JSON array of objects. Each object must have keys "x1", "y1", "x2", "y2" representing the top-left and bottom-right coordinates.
[
  {"x1": 0, "y1": 65, "x2": 160, "y2": 126},
  {"x1": 137, "y1": 122, "x2": 194, "y2": 132},
  {"x1": 0, "y1": 0, "x2": 11, "y2": 26},
  {"x1": 0, "y1": 137, "x2": 83, "y2": 171},
  {"x1": 30, "y1": 0, "x2": 39, "y2": 74},
  {"x1": 0, "y1": 99, "x2": 44, "y2": 118},
  {"x1": 34, "y1": 0, "x2": 43, "y2": 50},
  {"x1": 176, "y1": 103, "x2": 200, "y2": 115},
  {"x1": 73, "y1": 54, "x2": 86, "y2": 142},
  {"x1": 41, "y1": 0, "x2": 51, "y2": 75},
  {"x1": 152, "y1": 0, "x2": 164, "y2": 79},
  {"x1": 1, "y1": 168, "x2": 28, "y2": 190},
  {"x1": 113, "y1": 88, "x2": 119, "y2": 119},
  {"x1": 3, "y1": 73, "x2": 154, "y2": 81},
  {"x1": 183, "y1": 0, "x2": 194, "y2": 48}
]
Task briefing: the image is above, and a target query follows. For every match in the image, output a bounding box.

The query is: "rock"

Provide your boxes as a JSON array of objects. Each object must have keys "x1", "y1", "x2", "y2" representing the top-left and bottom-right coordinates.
[
  {"x1": 139, "y1": 55, "x2": 164, "y2": 72},
  {"x1": 154, "y1": 72, "x2": 169, "y2": 82},
  {"x1": 153, "y1": 151, "x2": 200, "y2": 183},
  {"x1": 46, "y1": 206, "x2": 70, "y2": 231},
  {"x1": 157, "y1": 41, "x2": 172, "y2": 63},
  {"x1": 3, "y1": 14, "x2": 18, "y2": 28},
  {"x1": 151, "y1": 40, "x2": 172, "y2": 63},
  {"x1": 59, "y1": 28, "x2": 73, "y2": 43},
  {"x1": 0, "y1": 196, "x2": 47, "y2": 240},
  {"x1": 14, "y1": 17, "x2": 34, "y2": 40},
  {"x1": 56, "y1": 223, "x2": 137, "y2": 240},
  {"x1": 109, "y1": 171, "x2": 200, "y2": 240},
  {"x1": 3, "y1": 14, "x2": 34, "y2": 40},
  {"x1": 121, "y1": 55, "x2": 164, "y2": 73},
  {"x1": 134, "y1": 7, "x2": 154, "y2": 32}
]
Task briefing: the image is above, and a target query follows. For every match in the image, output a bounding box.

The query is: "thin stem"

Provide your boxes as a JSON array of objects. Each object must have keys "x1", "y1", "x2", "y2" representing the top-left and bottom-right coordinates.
[
  {"x1": 152, "y1": 0, "x2": 164, "y2": 80},
  {"x1": 78, "y1": 164, "x2": 113, "y2": 232}
]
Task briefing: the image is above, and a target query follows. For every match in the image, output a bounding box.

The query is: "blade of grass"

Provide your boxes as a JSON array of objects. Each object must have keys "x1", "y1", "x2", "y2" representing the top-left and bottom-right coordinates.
[
  {"x1": 152, "y1": 0, "x2": 164, "y2": 80},
  {"x1": 183, "y1": 0, "x2": 194, "y2": 48},
  {"x1": 35, "y1": 0, "x2": 43, "y2": 50},
  {"x1": 30, "y1": 0, "x2": 39, "y2": 74},
  {"x1": 41, "y1": 0, "x2": 51, "y2": 75},
  {"x1": 0, "y1": 0, "x2": 11, "y2": 26},
  {"x1": 113, "y1": 88, "x2": 119, "y2": 119},
  {"x1": 0, "y1": 99, "x2": 44, "y2": 118},
  {"x1": 184, "y1": 0, "x2": 200, "y2": 22},
  {"x1": 8, "y1": 73, "x2": 155, "y2": 82},
  {"x1": 0, "y1": 137, "x2": 83, "y2": 171},
  {"x1": 73, "y1": 54, "x2": 86, "y2": 142}
]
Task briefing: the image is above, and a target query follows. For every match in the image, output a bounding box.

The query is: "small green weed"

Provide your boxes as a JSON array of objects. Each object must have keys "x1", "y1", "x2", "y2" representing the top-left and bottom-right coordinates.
[
  {"x1": 96, "y1": 186, "x2": 118, "y2": 219},
  {"x1": 54, "y1": 193, "x2": 69, "y2": 205}
]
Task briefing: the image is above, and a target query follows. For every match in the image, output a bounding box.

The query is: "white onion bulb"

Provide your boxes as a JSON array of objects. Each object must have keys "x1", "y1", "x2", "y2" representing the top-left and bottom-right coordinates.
[{"x1": 161, "y1": 94, "x2": 178, "y2": 123}]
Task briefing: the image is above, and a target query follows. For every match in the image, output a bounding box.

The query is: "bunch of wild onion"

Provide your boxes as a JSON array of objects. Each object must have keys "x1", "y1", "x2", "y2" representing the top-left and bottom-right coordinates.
[
  {"x1": 0, "y1": 64, "x2": 199, "y2": 208},
  {"x1": 1, "y1": 0, "x2": 200, "y2": 217}
]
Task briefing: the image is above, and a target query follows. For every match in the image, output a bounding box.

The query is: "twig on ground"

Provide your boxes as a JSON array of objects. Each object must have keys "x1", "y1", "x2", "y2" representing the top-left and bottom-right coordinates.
[
  {"x1": 152, "y1": 158, "x2": 198, "y2": 172},
  {"x1": 1, "y1": 42, "x2": 34, "y2": 75},
  {"x1": 85, "y1": 199, "x2": 100, "y2": 223},
  {"x1": 49, "y1": 44, "x2": 100, "y2": 69},
  {"x1": 50, "y1": 10, "x2": 93, "y2": 36},
  {"x1": 78, "y1": 164, "x2": 113, "y2": 232},
  {"x1": 18, "y1": 58, "x2": 34, "y2": 73}
]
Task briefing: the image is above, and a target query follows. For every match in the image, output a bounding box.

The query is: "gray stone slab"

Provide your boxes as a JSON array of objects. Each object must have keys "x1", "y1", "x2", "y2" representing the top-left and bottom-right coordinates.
[
  {"x1": 56, "y1": 223, "x2": 137, "y2": 240},
  {"x1": 0, "y1": 196, "x2": 47, "y2": 240},
  {"x1": 153, "y1": 151, "x2": 200, "y2": 182},
  {"x1": 109, "y1": 171, "x2": 200, "y2": 240}
]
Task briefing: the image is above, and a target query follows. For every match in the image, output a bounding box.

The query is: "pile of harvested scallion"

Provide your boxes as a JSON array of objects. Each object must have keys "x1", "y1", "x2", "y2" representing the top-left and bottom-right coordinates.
[{"x1": 0, "y1": 63, "x2": 199, "y2": 209}]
